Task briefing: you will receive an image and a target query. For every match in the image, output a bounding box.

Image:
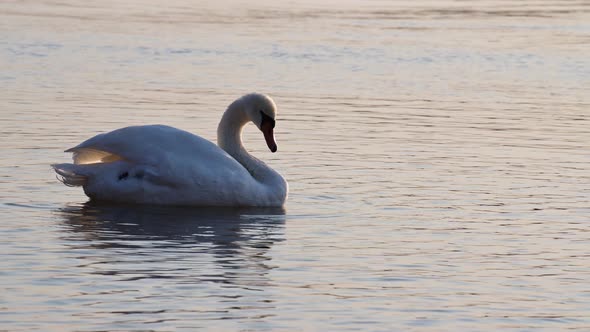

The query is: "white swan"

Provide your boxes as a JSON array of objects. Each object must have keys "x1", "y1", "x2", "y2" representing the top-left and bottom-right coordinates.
[{"x1": 52, "y1": 93, "x2": 288, "y2": 207}]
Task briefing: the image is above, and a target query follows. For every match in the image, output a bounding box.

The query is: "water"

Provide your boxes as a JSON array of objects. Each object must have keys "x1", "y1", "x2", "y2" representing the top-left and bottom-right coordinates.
[{"x1": 1, "y1": 0, "x2": 589, "y2": 330}]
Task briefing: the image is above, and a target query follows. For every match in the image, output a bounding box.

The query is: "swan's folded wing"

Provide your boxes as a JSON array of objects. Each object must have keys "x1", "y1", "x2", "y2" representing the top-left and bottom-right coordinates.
[
  {"x1": 64, "y1": 125, "x2": 168, "y2": 165},
  {"x1": 62, "y1": 124, "x2": 249, "y2": 191},
  {"x1": 64, "y1": 124, "x2": 224, "y2": 166}
]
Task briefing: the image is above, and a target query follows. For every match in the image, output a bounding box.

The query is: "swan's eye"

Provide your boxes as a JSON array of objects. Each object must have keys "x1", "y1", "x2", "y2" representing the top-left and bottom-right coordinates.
[{"x1": 260, "y1": 111, "x2": 275, "y2": 128}]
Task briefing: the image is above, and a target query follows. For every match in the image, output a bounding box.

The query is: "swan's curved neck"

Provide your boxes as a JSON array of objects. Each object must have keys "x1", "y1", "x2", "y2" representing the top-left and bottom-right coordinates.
[
  {"x1": 217, "y1": 99, "x2": 248, "y2": 157},
  {"x1": 216, "y1": 97, "x2": 288, "y2": 206},
  {"x1": 216, "y1": 100, "x2": 274, "y2": 182}
]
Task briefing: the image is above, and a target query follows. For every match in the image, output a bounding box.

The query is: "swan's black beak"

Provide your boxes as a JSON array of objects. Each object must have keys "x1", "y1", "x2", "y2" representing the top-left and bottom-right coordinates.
[{"x1": 261, "y1": 121, "x2": 277, "y2": 152}]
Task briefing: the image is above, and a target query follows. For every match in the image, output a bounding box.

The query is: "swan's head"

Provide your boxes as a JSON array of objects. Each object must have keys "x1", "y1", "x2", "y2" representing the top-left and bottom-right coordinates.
[{"x1": 242, "y1": 93, "x2": 278, "y2": 153}]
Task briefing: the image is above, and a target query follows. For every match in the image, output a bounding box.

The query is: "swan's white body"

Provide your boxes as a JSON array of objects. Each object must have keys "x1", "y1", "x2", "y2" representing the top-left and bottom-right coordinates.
[{"x1": 52, "y1": 93, "x2": 288, "y2": 207}]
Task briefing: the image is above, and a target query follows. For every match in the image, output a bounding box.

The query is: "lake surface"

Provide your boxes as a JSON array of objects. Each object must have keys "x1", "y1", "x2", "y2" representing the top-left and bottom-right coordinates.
[{"x1": 1, "y1": 0, "x2": 589, "y2": 330}]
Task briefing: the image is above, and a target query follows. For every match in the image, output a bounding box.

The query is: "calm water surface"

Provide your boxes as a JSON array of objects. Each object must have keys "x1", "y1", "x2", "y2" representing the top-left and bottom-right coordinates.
[{"x1": 1, "y1": 0, "x2": 589, "y2": 330}]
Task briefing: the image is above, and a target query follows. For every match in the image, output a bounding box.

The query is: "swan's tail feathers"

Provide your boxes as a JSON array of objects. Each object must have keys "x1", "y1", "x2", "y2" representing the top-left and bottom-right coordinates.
[{"x1": 52, "y1": 163, "x2": 88, "y2": 187}]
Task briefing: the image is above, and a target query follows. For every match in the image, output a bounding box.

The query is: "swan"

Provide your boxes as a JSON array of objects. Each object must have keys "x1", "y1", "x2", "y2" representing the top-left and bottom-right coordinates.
[{"x1": 52, "y1": 93, "x2": 288, "y2": 207}]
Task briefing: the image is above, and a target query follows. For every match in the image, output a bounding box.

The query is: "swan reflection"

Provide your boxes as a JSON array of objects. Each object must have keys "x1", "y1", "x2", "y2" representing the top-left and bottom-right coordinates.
[{"x1": 57, "y1": 202, "x2": 286, "y2": 288}]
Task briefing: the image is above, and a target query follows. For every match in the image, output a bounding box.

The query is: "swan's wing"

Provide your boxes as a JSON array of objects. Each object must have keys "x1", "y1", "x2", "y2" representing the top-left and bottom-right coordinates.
[
  {"x1": 60, "y1": 124, "x2": 248, "y2": 192},
  {"x1": 65, "y1": 124, "x2": 228, "y2": 166}
]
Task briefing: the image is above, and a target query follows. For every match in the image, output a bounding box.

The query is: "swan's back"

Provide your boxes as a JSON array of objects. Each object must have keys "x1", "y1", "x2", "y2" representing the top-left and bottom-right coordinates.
[{"x1": 69, "y1": 125, "x2": 232, "y2": 165}]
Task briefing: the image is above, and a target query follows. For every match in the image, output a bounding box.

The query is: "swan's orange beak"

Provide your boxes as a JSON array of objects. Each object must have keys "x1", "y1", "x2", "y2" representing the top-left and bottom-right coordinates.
[{"x1": 261, "y1": 121, "x2": 277, "y2": 153}]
